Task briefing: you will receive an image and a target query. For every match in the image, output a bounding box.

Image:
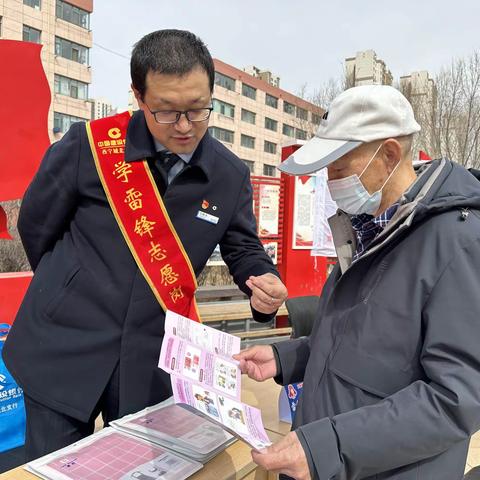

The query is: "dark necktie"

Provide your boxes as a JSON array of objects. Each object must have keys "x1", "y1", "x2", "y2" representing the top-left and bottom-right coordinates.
[{"x1": 154, "y1": 151, "x2": 181, "y2": 179}]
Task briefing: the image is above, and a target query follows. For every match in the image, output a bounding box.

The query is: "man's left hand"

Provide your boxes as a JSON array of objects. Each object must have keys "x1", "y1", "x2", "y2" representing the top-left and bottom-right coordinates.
[
  {"x1": 252, "y1": 431, "x2": 311, "y2": 480},
  {"x1": 246, "y1": 273, "x2": 288, "y2": 314}
]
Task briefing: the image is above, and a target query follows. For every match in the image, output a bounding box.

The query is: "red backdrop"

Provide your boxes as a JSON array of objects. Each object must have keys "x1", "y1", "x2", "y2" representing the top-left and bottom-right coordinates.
[
  {"x1": 0, "y1": 40, "x2": 51, "y2": 202},
  {"x1": 0, "y1": 40, "x2": 51, "y2": 324},
  {"x1": 0, "y1": 205, "x2": 12, "y2": 239},
  {"x1": 0, "y1": 273, "x2": 32, "y2": 325}
]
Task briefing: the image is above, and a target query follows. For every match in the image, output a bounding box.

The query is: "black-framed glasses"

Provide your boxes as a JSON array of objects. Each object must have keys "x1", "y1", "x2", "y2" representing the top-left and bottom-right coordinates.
[{"x1": 147, "y1": 106, "x2": 213, "y2": 124}]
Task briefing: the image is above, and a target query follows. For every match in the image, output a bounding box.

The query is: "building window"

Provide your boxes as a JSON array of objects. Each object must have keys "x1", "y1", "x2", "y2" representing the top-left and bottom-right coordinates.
[
  {"x1": 241, "y1": 134, "x2": 255, "y2": 149},
  {"x1": 296, "y1": 107, "x2": 308, "y2": 121},
  {"x1": 263, "y1": 164, "x2": 276, "y2": 177},
  {"x1": 212, "y1": 98, "x2": 235, "y2": 118},
  {"x1": 54, "y1": 74, "x2": 89, "y2": 100},
  {"x1": 0, "y1": 16, "x2": 3, "y2": 36},
  {"x1": 209, "y1": 126, "x2": 234, "y2": 144},
  {"x1": 282, "y1": 124, "x2": 295, "y2": 137},
  {"x1": 312, "y1": 113, "x2": 322, "y2": 124},
  {"x1": 296, "y1": 128, "x2": 307, "y2": 140},
  {"x1": 56, "y1": 0, "x2": 90, "y2": 29},
  {"x1": 23, "y1": 25, "x2": 41, "y2": 43},
  {"x1": 241, "y1": 109, "x2": 256, "y2": 125},
  {"x1": 55, "y1": 36, "x2": 89, "y2": 65},
  {"x1": 264, "y1": 140, "x2": 277, "y2": 155},
  {"x1": 265, "y1": 93, "x2": 278, "y2": 109},
  {"x1": 24, "y1": 0, "x2": 41, "y2": 9},
  {"x1": 242, "y1": 83, "x2": 257, "y2": 100},
  {"x1": 264, "y1": 117, "x2": 278, "y2": 132},
  {"x1": 283, "y1": 101, "x2": 295, "y2": 115},
  {"x1": 214, "y1": 72, "x2": 235, "y2": 91},
  {"x1": 54, "y1": 112, "x2": 87, "y2": 133},
  {"x1": 243, "y1": 159, "x2": 254, "y2": 173}
]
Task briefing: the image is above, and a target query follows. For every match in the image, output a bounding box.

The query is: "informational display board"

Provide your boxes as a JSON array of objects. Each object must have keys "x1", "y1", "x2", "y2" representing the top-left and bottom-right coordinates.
[
  {"x1": 277, "y1": 143, "x2": 328, "y2": 299},
  {"x1": 258, "y1": 184, "x2": 280, "y2": 237},
  {"x1": 292, "y1": 176, "x2": 315, "y2": 249},
  {"x1": 312, "y1": 170, "x2": 337, "y2": 257}
]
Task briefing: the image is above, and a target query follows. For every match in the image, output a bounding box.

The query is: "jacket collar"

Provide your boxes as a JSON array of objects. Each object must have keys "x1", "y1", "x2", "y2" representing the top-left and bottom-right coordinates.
[
  {"x1": 330, "y1": 159, "x2": 450, "y2": 274},
  {"x1": 124, "y1": 110, "x2": 214, "y2": 180}
]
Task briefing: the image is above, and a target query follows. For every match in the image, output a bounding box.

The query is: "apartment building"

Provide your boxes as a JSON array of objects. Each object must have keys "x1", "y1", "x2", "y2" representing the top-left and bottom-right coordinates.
[
  {"x1": 211, "y1": 59, "x2": 323, "y2": 177},
  {"x1": 345, "y1": 49, "x2": 393, "y2": 87},
  {"x1": 399, "y1": 70, "x2": 436, "y2": 105},
  {"x1": 91, "y1": 96, "x2": 114, "y2": 120}
]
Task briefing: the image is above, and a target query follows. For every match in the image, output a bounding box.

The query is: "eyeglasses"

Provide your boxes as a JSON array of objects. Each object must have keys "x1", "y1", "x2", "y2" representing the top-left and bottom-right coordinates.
[{"x1": 146, "y1": 106, "x2": 213, "y2": 124}]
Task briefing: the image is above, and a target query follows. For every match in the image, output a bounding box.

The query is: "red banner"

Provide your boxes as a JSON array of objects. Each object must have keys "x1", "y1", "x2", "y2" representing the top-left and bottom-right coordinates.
[
  {"x1": 86, "y1": 113, "x2": 201, "y2": 322},
  {"x1": 0, "y1": 40, "x2": 51, "y2": 202},
  {"x1": 0, "y1": 205, "x2": 12, "y2": 240},
  {"x1": 419, "y1": 150, "x2": 432, "y2": 161},
  {"x1": 0, "y1": 272, "x2": 33, "y2": 324}
]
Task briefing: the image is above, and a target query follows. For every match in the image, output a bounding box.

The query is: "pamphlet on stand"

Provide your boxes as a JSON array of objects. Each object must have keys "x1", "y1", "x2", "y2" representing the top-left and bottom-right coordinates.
[
  {"x1": 26, "y1": 428, "x2": 202, "y2": 480},
  {"x1": 158, "y1": 311, "x2": 272, "y2": 451}
]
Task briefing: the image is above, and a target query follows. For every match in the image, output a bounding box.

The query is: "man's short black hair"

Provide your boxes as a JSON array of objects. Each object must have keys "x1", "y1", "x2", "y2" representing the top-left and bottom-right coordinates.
[{"x1": 131, "y1": 29, "x2": 215, "y2": 99}]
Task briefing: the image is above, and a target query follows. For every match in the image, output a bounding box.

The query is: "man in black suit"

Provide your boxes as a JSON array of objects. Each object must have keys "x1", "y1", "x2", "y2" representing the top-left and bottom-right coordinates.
[{"x1": 3, "y1": 29, "x2": 287, "y2": 461}]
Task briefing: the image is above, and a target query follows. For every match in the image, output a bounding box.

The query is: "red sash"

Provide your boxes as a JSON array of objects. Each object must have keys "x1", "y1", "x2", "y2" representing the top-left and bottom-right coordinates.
[{"x1": 86, "y1": 111, "x2": 201, "y2": 322}]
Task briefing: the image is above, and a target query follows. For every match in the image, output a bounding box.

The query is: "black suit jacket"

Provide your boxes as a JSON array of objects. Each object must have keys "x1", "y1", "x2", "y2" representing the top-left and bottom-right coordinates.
[{"x1": 3, "y1": 112, "x2": 278, "y2": 422}]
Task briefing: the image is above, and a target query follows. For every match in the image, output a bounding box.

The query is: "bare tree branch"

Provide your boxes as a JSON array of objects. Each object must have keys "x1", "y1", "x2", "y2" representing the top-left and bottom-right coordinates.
[{"x1": 401, "y1": 50, "x2": 480, "y2": 166}]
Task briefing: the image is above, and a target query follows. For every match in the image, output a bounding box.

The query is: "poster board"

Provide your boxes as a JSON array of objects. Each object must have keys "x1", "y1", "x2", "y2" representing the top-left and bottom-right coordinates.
[{"x1": 292, "y1": 176, "x2": 315, "y2": 249}]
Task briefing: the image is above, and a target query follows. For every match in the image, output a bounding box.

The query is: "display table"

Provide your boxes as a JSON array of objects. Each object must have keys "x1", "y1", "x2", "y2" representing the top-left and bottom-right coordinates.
[
  {"x1": 0, "y1": 378, "x2": 290, "y2": 480},
  {"x1": 0, "y1": 435, "x2": 282, "y2": 480}
]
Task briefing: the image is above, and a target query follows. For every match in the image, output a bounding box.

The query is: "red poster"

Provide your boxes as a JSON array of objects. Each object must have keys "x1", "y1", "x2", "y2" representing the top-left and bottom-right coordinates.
[{"x1": 0, "y1": 40, "x2": 51, "y2": 202}]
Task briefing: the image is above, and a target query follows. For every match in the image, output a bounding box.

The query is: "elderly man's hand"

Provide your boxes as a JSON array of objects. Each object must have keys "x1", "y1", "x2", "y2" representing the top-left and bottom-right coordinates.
[
  {"x1": 233, "y1": 345, "x2": 277, "y2": 382},
  {"x1": 246, "y1": 273, "x2": 288, "y2": 314},
  {"x1": 252, "y1": 431, "x2": 311, "y2": 480}
]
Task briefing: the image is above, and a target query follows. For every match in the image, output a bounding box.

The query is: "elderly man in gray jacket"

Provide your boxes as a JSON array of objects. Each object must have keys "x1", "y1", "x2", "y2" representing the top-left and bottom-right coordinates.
[{"x1": 235, "y1": 85, "x2": 480, "y2": 480}]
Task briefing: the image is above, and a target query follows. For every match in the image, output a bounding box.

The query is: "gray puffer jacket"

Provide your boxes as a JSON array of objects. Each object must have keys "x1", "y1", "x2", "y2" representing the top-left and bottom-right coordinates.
[{"x1": 275, "y1": 159, "x2": 480, "y2": 480}]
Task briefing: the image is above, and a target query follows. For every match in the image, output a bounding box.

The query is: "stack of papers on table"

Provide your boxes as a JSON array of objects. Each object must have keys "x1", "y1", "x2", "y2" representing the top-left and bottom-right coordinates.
[
  {"x1": 26, "y1": 427, "x2": 202, "y2": 480},
  {"x1": 110, "y1": 397, "x2": 235, "y2": 463}
]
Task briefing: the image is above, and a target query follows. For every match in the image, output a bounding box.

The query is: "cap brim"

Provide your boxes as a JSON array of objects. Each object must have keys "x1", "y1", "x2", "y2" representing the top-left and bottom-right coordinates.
[{"x1": 278, "y1": 137, "x2": 362, "y2": 175}]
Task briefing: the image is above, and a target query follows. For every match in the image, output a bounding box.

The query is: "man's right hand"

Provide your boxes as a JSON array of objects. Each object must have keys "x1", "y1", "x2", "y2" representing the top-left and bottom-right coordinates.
[{"x1": 233, "y1": 345, "x2": 277, "y2": 382}]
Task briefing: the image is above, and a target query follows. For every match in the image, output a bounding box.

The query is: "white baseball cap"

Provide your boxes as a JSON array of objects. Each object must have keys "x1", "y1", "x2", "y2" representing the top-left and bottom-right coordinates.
[{"x1": 278, "y1": 85, "x2": 421, "y2": 175}]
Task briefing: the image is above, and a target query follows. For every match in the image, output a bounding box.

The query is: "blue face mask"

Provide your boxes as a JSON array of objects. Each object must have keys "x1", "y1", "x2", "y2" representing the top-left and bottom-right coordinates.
[{"x1": 327, "y1": 144, "x2": 400, "y2": 216}]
